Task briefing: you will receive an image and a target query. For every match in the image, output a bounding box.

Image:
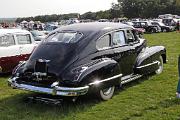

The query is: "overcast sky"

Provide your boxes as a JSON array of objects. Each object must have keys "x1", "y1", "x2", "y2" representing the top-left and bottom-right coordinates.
[{"x1": 0, "y1": 0, "x2": 118, "y2": 18}]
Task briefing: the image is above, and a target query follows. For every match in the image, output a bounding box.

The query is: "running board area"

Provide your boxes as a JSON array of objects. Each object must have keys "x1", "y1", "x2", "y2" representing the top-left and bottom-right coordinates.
[{"x1": 121, "y1": 74, "x2": 142, "y2": 85}]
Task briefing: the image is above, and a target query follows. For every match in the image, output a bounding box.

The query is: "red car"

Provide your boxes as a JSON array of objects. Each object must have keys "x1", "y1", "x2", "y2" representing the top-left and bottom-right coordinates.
[{"x1": 0, "y1": 29, "x2": 37, "y2": 73}]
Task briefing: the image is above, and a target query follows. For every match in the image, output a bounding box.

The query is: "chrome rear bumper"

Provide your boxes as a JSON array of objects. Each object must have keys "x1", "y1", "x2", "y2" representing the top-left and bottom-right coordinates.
[
  {"x1": 8, "y1": 77, "x2": 89, "y2": 96},
  {"x1": 8, "y1": 74, "x2": 122, "y2": 97}
]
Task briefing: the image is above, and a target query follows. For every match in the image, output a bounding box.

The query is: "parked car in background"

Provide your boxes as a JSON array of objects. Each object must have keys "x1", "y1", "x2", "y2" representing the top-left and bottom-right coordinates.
[
  {"x1": 44, "y1": 24, "x2": 58, "y2": 32},
  {"x1": 0, "y1": 29, "x2": 36, "y2": 73},
  {"x1": 162, "y1": 18, "x2": 178, "y2": 31},
  {"x1": 67, "y1": 18, "x2": 80, "y2": 25},
  {"x1": 8, "y1": 23, "x2": 166, "y2": 101},
  {"x1": 98, "y1": 19, "x2": 109, "y2": 22},
  {"x1": 132, "y1": 21, "x2": 161, "y2": 33},
  {"x1": 124, "y1": 21, "x2": 134, "y2": 26},
  {"x1": 30, "y1": 30, "x2": 47, "y2": 44},
  {"x1": 124, "y1": 22, "x2": 145, "y2": 35},
  {"x1": 151, "y1": 21, "x2": 174, "y2": 32},
  {"x1": 162, "y1": 18, "x2": 177, "y2": 26}
]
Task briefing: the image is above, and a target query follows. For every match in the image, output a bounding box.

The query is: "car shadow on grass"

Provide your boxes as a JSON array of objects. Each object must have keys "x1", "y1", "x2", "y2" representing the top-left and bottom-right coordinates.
[
  {"x1": 0, "y1": 91, "x2": 102, "y2": 119},
  {"x1": 114, "y1": 74, "x2": 153, "y2": 94},
  {"x1": 0, "y1": 74, "x2": 161, "y2": 119}
]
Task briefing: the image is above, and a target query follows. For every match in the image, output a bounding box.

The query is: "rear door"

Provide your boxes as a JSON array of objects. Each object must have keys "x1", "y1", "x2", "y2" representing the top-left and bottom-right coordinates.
[
  {"x1": 95, "y1": 34, "x2": 114, "y2": 59},
  {"x1": 111, "y1": 30, "x2": 134, "y2": 76}
]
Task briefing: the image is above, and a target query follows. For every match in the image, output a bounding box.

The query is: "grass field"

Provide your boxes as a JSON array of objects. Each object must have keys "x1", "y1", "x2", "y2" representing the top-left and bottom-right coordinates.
[{"x1": 0, "y1": 32, "x2": 180, "y2": 120}]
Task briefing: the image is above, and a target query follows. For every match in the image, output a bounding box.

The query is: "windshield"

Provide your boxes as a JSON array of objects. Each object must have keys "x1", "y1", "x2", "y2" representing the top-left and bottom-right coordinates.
[{"x1": 45, "y1": 32, "x2": 83, "y2": 43}]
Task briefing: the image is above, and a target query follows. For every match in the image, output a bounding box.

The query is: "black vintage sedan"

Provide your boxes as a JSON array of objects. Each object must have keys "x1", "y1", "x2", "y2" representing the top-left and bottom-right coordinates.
[
  {"x1": 132, "y1": 21, "x2": 161, "y2": 33},
  {"x1": 8, "y1": 22, "x2": 166, "y2": 100}
]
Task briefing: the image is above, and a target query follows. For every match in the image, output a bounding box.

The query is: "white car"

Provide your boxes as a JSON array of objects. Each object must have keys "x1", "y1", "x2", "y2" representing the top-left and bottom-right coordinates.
[{"x1": 0, "y1": 29, "x2": 36, "y2": 73}]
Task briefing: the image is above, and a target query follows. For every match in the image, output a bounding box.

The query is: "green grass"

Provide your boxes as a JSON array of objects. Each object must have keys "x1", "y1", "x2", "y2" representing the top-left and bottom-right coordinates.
[{"x1": 0, "y1": 32, "x2": 180, "y2": 120}]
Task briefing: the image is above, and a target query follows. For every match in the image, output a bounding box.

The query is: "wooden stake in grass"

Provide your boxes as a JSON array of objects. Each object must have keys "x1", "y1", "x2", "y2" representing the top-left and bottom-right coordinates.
[{"x1": 176, "y1": 55, "x2": 180, "y2": 98}]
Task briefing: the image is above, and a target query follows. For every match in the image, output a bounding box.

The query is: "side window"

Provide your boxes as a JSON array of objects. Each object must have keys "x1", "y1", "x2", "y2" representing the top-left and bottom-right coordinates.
[
  {"x1": 141, "y1": 22, "x2": 146, "y2": 26},
  {"x1": 16, "y1": 34, "x2": 31, "y2": 45},
  {"x1": 96, "y1": 34, "x2": 110, "y2": 50},
  {"x1": 0, "y1": 35, "x2": 15, "y2": 47},
  {"x1": 112, "y1": 31, "x2": 126, "y2": 46}
]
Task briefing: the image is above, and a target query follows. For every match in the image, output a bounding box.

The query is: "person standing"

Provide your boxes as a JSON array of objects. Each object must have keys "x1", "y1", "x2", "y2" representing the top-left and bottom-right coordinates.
[{"x1": 176, "y1": 21, "x2": 180, "y2": 33}]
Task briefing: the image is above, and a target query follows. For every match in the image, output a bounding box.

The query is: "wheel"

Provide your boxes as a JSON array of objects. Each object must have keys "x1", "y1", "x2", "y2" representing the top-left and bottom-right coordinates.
[
  {"x1": 150, "y1": 28, "x2": 156, "y2": 33},
  {"x1": 155, "y1": 56, "x2": 163, "y2": 74},
  {"x1": 89, "y1": 75, "x2": 115, "y2": 101},
  {"x1": 162, "y1": 29, "x2": 167, "y2": 32},
  {"x1": 98, "y1": 86, "x2": 115, "y2": 101}
]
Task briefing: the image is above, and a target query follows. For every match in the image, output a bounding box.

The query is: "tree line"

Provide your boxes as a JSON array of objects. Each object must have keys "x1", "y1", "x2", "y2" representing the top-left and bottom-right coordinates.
[
  {"x1": 118, "y1": 0, "x2": 180, "y2": 18},
  {"x1": 16, "y1": 0, "x2": 180, "y2": 23}
]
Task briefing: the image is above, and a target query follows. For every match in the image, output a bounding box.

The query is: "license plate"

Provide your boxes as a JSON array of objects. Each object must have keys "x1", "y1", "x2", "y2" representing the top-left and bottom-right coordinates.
[{"x1": 35, "y1": 59, "x2": 47, "y2": 73}]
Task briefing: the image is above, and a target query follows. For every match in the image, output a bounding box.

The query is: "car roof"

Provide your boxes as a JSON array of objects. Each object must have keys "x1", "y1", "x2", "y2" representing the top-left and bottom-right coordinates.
[
  {"x1": 55, "y1": 22, "x2": 133, "y2": 33},
  {"x1": 0, "y1": 29, "x2": 30, "y2": 35}
]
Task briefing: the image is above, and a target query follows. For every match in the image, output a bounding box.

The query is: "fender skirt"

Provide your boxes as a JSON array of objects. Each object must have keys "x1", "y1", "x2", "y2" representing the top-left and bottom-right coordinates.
[
  {"x1": 78, "y1": 58, "x2": 122, "y2": 90},
  {"x1": 135, "y1": 46, "x2": 166, "y2": 74}
]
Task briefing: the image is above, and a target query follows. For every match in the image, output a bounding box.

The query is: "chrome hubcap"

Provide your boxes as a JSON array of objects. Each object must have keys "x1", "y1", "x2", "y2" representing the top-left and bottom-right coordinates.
[
  {"x1": 156, "y1": 57, "x2": 163, "y2": 74},
  {"x1": 102, "y1": 87, "x2": 113, "y2": 96}
]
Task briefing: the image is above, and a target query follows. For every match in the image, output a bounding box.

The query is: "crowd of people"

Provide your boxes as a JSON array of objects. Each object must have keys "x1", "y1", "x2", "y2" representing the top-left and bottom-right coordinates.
[{"x1": 0, "y1": 23, "x2": 17, "y2": 29}]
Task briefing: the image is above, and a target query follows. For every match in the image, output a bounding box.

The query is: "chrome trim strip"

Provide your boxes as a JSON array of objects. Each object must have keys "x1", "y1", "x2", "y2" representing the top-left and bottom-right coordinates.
[
  {"x1": 89, "y1": 74, "x2": 123, "y2": 86},
  {"x1": 136, "y1": 61, "x2": 159, "y2": 69},
  {"x1": 54, "y1": 86, "x2": 90, "y2": 91},
  {"x1": 121, "y1": 74, "x2": 142, "y2": 85},
  {"x1": 121, "y1": 74, "x2": 133, "y2": 81}
]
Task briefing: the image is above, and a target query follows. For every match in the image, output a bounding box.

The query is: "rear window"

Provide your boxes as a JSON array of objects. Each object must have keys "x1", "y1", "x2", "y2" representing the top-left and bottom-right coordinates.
[
  {"x1": 0, "y1": 35, "x2": 15, "y2": 47},
  {"x1": 46, "y1": 32, "x2": 83, "y2": 43},
  {"x1": 16, "y1": 34, "x2": 31, "y2": 44}
]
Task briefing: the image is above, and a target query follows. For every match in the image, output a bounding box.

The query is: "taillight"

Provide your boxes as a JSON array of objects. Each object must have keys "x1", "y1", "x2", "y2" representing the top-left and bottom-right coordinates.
[{"x1": 12, "y1": 61, "x2": 26, "y2": 75}]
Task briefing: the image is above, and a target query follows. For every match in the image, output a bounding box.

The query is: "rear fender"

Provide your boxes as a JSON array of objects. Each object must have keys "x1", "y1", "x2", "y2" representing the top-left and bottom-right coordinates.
[
  {"x1": 135, "y1": 46, "x2": 166, "y2": 74},
  {"x1": 78, "y1": 58, "x2": 121, "y2": 89}
]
